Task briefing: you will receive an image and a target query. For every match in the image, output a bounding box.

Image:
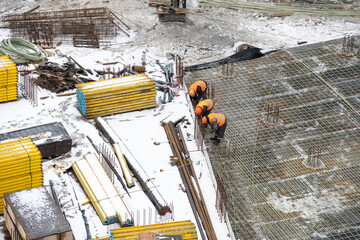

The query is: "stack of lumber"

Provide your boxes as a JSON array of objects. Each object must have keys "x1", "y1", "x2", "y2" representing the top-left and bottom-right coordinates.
[
  {"x1": 4, "y1": 187, "x2": 73, "y2": 240},
  {"x1": 0, "y1": 56, "x2": 18, "y2": 103},
  {"x1": 110, "y1": 220, "x2": 197, "y2": 240},
  {"x1": 76, "y1": 73, "x2": 156, "y2": 118},
  {"x1": 72, "y1": 153, "x2": 133, "y2": 225},
  {"x1": 0, "y1": 138, "x2": 43, "y2": 214}
]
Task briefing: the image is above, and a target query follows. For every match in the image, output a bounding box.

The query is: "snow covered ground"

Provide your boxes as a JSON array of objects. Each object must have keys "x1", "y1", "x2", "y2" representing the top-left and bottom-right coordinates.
[{"x1": 0, "y1": 0, "x2": 359, "y2": 239}]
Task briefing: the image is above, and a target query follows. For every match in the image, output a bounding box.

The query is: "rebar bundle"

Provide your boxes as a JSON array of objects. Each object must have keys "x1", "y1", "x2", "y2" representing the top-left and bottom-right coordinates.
[
  {"x1": 110, "y1": 220, "x2": 197, "y2": 239},
  {"x1": 0, "y1": 138, "x2": 43, "y2": 214},
  {"x1": 72, "y1": 153, "x2": 133, "y2": 225},
  {"x1": 76, "y1": 73, "x2": 156, "y2": 118},
  {"x1": 163, "y1": 122, "x2": 216, "y2": 240},
  {"x1": 0, "y1": 56, "x2": 18, "y2": 103},
  {"x1": 2, "y1": 8, "x2": 130, "y2": 48}
]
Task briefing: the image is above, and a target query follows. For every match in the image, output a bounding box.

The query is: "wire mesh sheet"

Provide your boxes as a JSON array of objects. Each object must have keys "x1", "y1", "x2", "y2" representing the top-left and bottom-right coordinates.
[{"x1": 185, "y1": 36, "x2": 360, "y2": 239}]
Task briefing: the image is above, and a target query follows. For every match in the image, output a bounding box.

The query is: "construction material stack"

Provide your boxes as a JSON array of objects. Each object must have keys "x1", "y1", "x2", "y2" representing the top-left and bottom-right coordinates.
[
  {"x1": 0, "y1": 138, "x2": 43, "y2": 214},
  {"x1": 110, "y1": 220, "x2": 197, "y2": 239},
  {"x1": 0, "y1": 56, "x2": 18, "y2": 103},
  {"x1": 4, "y1": 187, "x2": 73, "y2": 240},
  {"x1": 0, "y1": 122, "x2": 72, "y2": 158},
  {"x1": 72, "y1": 153, "x2": 134, "y2": 225},
  {"x1": 76, "y1": 73, "x2": 156, "y2": 118}
]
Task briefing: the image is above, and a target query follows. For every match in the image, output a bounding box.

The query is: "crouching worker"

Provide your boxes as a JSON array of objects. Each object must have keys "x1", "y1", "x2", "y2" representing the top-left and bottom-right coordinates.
[
  {"x1": 195, "y1": 99, "x2": 214, "y2": 118},
  {"x1": 202, "y1": 113, "x2": 227, "y2": 145},
  {"x1": 188, "y1": 80, "x2": 207, "y2": 104}
]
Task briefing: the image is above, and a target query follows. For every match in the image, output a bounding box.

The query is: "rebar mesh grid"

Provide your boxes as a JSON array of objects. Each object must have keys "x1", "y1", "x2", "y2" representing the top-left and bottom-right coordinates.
[{"x1": 185, "y1": 37, "x2": 360, "y2": 239}]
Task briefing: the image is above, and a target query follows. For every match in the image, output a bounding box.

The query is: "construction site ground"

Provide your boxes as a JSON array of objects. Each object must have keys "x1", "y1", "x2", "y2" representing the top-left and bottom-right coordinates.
[{"x1": 0, "y1": 0, "x2": 360, "y2": 239}]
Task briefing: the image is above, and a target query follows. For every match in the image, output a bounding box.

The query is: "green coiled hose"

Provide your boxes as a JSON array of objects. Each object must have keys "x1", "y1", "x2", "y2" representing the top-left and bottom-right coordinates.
[{"x1": 0, "y1": 37, "x2": 48, "y2": 64}]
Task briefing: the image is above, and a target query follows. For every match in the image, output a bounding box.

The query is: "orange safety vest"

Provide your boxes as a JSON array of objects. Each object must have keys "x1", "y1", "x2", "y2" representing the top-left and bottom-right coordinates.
[
  {"x1": 189, "y1": 80, "x2": 207, "y2": 93},
  {"x1": 197, "y1": 99, "x2": 214, "y2": 110},
  {"x1": 208, "y1": 113, "x2": 226, "y2": 127}
]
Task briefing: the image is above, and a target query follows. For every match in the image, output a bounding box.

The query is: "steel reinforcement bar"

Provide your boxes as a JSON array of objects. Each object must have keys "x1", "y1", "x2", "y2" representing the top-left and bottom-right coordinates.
[{"x1": 163, "y1": 121, "x2": 217, "y2": 240}]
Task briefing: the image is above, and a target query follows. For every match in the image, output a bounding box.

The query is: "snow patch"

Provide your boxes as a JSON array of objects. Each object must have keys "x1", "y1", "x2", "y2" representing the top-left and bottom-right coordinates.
[{"x1": 266, "y1": 190, "x2": 351, "y2": 220}]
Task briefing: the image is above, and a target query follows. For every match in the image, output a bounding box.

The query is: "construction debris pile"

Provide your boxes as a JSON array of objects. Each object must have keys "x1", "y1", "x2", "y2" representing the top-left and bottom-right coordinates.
[
  {"x1": 73, "y1": 153, "x2": 133, "y2": 226},
  {"x1": 0, "y1": 56, "x2": 18, "y2": 103},
  {"x1": 2, "y1": 8, "x2": 130, "y2": 49},
  {"x1": 0, "y1": 138, "x2": 43, "y2": 214},
  {"x1": 34, "y1": 60, "x2": 93, "y2": 93},
  {"x1": 109, "y1": 220, "x2": 197, "y2": 239},
  {"x1": 76, "y1": 73, "x2": 156, "y2": 118}
]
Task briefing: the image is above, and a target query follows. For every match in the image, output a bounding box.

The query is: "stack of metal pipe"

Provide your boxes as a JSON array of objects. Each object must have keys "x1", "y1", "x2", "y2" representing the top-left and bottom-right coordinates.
[
  {"x1": 0, "y1": 56, "x2": 18, "y2": 103},
  {"x1": 76, "y1": 73, "x2": 156, "y2": 118},
  {"x1": 0, "y1": 138, "x2": 43, "y2": 214}
]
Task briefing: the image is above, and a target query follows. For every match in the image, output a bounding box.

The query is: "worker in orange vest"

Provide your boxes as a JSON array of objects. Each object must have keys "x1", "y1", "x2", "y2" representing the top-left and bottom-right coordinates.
[
  {"x1": 188, "y1": 80, "x2": 207, "y2": 103},
  {"x1": 202, "y1": 113, "x2": 227, "y2": 144},
  {"x1": 195, "y1": 99, "x2": 214, "y2": 117}
]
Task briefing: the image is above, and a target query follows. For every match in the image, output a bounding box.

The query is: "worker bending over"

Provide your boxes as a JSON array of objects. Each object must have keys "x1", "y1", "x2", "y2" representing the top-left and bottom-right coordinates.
[
  {"x1": 188, "y1": 80, "x2": 207, "y2": 103},
  {"x1": 195, "y1": 99, "x2": 214, "y2": 117},
  {"x1": 202, "y1": 113, "x2": 227, "y2": 145}
]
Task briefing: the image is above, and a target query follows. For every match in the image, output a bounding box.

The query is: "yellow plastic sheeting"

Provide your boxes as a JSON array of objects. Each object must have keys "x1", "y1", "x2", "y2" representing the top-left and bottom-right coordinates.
[
  {"x1": 0, "y1": 138, "x2": 43, "y2": 214},
  {"x1": 76, "y1": 73, "x2": 156, "y2": 118},
  {"x1": 72, "y1": 153, "x2": 133, "y2": 225},
  {"x1": 0, "y1": 56, "x2": 18, "y2": 103},
  {"x1": 110, "y1": 220, "x2": 197, "y2": 240}
]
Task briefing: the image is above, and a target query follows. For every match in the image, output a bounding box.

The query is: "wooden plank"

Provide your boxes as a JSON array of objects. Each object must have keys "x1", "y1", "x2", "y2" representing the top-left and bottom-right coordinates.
[
  {"x1": 138, "y1": 232, "x2": 155, "y2": 240},
  {"x1": 60, "y1": 231, "x2": 74, "y2": 240},
  {"x1": 156, "y1": 7, "x2": 189, "y2": 15},
  {"x1": 23, "y1": 5, "x2": 40, "y2": 15},
  {"x1": 15, "y1": 216, "x2": 26, "y2": 240},
  {"x1": 40, "y1": 234, "x2": 58, "y2": 240},
  {"x1": 149, "y1": 0, "x2": 170, "y2": 7},
  {"x1": 4, "y1": 206, "x2": 15, "y2": 238}
]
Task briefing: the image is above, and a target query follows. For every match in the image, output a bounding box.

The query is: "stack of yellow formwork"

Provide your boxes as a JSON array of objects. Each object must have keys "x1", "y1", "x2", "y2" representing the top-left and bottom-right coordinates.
[
  {"x1": 0, "y1": 138, "x2": 43, "y2": 214},
  {"x1": 73, "y1": 153, "x2": 133, "y2": 226},
  {"x1": 0, "y1": 56, "x2": 18, "y2": 103},
  {"x1": 110, "y1": 221, "x2": 197, "y2": 240},
  {"x1": 76, "y1": 73, "x2": 156, "y2": 118}
]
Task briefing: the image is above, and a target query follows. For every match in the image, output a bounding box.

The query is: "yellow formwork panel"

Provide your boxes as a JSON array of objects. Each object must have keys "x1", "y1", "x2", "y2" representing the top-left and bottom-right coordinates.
[
  {"x1": 76, "y1": 73, "x2": 156, "y2": 118},
  {"x1": 0, "y1": 56, "x2": 18, "y2": 103},
  {"x1": 86, "y1": 102, "x2": 156, "y2": 117},
  {"x1": 72, "y1": 153, "x2": 133, "y2": 225},
  {"x1": 0, "y1": 138, "x2": 43, "y2": 214},
  {"x1": 110, "y1": 220, "x2": 197, "y2": 240}
]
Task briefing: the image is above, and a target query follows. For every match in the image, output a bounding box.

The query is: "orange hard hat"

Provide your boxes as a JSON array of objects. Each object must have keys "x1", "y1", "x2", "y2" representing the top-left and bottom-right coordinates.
[
  {"x1": 202, "y1": 116, "x2": 208, "y2": 124},
  {"x1": 195, "y1": 107, "x2": 202, "y2": 116},
  {"x1": 189, "y1": 89, "x2": 195, "y2": 97}
]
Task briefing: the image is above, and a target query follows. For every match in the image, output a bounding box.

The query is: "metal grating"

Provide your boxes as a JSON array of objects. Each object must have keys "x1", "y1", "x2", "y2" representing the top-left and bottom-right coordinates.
[{"x1": 185, "y1": 36, "x2": 360, "y2": 239}]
